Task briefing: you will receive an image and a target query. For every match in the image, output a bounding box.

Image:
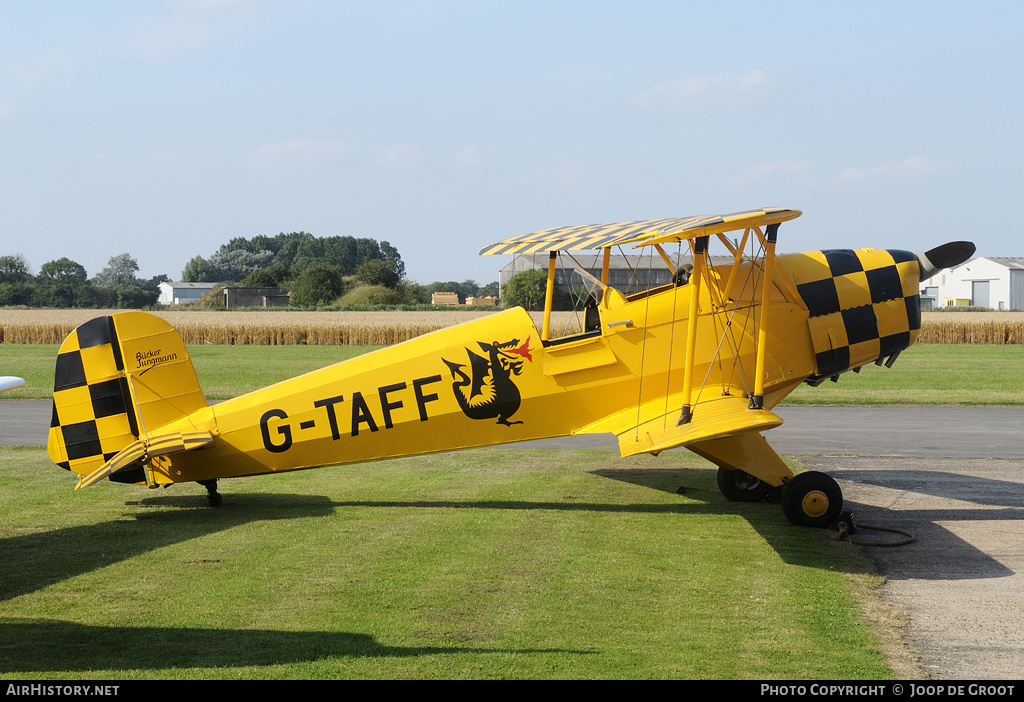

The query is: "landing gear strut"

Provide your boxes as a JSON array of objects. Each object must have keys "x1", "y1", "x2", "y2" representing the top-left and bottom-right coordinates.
[{"x1": 198, "y1": 479, "x2": 222, "y2": 508}]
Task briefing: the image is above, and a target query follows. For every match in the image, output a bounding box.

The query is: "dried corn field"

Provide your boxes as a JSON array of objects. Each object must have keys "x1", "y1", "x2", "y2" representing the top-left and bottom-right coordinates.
[
  {"x1": 0, "y1": 309, "x2": 585, "y2": 345},
  {"x1": 2, "y1": 308, "x2": 1023, "y2": 345},
  {"x1": 917, "y1": 312, "x2": 1024, "y2": 344}
]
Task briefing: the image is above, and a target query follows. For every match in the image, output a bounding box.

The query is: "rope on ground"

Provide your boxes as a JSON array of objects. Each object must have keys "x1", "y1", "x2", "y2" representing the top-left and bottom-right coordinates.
[{"x1": 836, "y1": 519, "x2": 916, "y2": 547}]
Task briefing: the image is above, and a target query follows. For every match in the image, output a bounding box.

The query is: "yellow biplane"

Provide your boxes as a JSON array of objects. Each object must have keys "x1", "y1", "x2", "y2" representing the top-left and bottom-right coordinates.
[{"x1": 47, "y1": 207, "x2": 974, "y2": 526}]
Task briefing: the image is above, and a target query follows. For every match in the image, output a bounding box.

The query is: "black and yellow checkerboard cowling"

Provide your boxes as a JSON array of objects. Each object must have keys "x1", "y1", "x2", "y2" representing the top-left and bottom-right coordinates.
[
  {"x1": 47, "y1": 316, "x2": 142, "y2": 482},
  {"x1": 785, "y1": 248, "x2": 922, "y2": 379}
]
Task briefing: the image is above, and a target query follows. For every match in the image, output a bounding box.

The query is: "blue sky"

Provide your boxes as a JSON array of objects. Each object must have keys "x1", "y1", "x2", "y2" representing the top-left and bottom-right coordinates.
[{"x1": 2, "y1": 1, "x2": 1021, "y2": 286}]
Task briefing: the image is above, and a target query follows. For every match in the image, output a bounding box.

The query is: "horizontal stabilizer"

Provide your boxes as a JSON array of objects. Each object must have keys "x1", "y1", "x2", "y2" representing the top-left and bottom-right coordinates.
[
  {"x1": 0, "y1": 376, "x2": 25, "y2": 392},
  {"x1": 616, "y1": 395, "x2": 783, "y2": 458},
  {"x1": 75, "y1": 431, "x2": 213, "y2": 490}
]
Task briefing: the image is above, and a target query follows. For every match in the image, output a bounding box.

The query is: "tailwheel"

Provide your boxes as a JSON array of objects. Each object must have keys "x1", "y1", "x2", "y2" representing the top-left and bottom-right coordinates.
[
  {"x1": 717, "y1": 467, "x2": 772, "y2": 502},
  {"x1": 198, "y1": 479, "x2": 222, "y2": 508},
  {"x1": 781, "y1": 471, "x2": 842, "y2": 528}
]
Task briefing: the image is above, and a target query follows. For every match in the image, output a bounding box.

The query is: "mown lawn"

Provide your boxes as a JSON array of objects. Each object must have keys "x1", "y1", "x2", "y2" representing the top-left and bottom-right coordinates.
[
  {"x1": 0, "y1": 446, "x2": 890, "y2": 680},
  {"x1": 2, "y1": 339, "x2": 1013, "y2": 678}
]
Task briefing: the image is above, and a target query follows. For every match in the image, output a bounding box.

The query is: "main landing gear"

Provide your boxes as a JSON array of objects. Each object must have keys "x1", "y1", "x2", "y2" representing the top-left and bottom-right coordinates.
[
  {"x1": 197, "y1": 479, "x2": 222, "y2": 508},
  {"x1": 717, "y1": 468, "x2": 772, "y2": 503},
  {"x1": 717, "y1": 468, "x2": 843, "y2": 528}
]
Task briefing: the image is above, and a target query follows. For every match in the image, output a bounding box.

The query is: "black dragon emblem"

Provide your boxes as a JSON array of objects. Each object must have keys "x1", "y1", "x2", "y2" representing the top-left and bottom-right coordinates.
[{"x1": 442, "y1": 337, "x2": 532, "y2": 426}]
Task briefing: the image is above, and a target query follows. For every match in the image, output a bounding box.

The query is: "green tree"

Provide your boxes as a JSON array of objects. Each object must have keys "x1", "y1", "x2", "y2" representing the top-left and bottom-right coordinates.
[
  {"x1": 35, "y1": 258, "x2": 91, "y2": 307},
  {"x1": 114, "y1": 285, "x2": 158, "y2": 308},
  {"x1": 501, "y1": 269, "x2": 549, "y2": 311},
  {"x1": 379, "y1": 240, "x2": 406, "y2": 280},
  {"x1": 38, "y1": 258, "x2": 87, "y2": 284},
  {"x1": 92, "y1": 253, "x2": 140, "y2": 287},
  {"x1": 0, "y1": 254, "x2": 31, "y2": 285},
  {"x1": 0, "y1": 282, "x2": 33, "y2": 305},
  {"x1": 241, "y1": 263, "x2": 289, "y2": 288},
  {"x1": 181, "y1": 255, "x2": 220, "y2": 283},
  {"x1": 356, "y1": 259, "x2": 401, "y2": 289},
  {"x1": 195, "y1": 231, "x2": 407, "y2": 279},
  {"x1": 289, "y1": 264, "x2": 345, "y2": 306},
  {"x1": 477, "y1": 281, "x2": 499, "y2": 298}
]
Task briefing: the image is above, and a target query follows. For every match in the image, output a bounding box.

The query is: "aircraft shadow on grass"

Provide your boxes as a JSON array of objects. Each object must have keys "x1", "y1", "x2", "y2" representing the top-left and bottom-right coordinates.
[
  {"x1": 0, "y1": 493, "x2": 336, "y2": 604},
  {"x1": 0, "y1": 491, "x2": 588, "y2": 673},
  {"x1": 1, "y1": 464, "x2": 839, "y2": 612},
  {"x1": 0, "y1": 618, "x2": 584, "y2": 673}
]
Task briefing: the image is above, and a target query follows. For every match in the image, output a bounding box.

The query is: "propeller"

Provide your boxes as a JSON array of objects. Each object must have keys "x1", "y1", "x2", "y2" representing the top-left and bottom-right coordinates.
[{"x1": 916, "y1": 241, "x2": 976, "y2": 281}]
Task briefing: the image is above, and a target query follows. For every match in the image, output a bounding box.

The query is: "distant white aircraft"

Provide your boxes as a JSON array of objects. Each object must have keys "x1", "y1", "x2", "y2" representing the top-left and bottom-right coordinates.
[{"x1": 0, "y1": 376, "x2": 26, "y2": 392}]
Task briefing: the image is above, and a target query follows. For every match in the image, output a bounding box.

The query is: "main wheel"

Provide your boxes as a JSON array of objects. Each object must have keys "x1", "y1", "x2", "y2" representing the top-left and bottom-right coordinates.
[
  {"x1": 717, "y1": 467, "x2": 772, "y2": 502},
  {"x1": 781, "y1": 471, "x2": 842, "y2": 528}
]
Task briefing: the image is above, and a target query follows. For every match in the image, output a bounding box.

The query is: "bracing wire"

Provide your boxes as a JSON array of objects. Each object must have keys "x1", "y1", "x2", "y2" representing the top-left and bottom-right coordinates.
[
  {"x1": 662, "y1": 240, "x2": 683, "y2": 430},
  {"x1": 690, "y1": 233, "x2": 768, "y2": 408},
  {"x1": 633, "y1": 245, "x2": 657, "y2": 441}
]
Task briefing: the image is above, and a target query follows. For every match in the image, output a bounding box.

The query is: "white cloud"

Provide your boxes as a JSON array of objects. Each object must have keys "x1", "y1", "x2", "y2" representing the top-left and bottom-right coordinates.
[
  {"x1": 453, "y1": 144, "x2": 484, "y2": 167},
  {"x1": 376, "y1": 143, "x2": 427, "y2": 171},
  {"x1": 835, "y1": 156, "x2": 943, "y2": 184},
  {"x1": 245, "y1": 139, "x2": 347, "y2": 170},
  {"x1": 729, "y1": 160, "x2": 815, "y2": 185},
  {"x1": 634, "y1": 70, "x2": 771, "y2": 110},
  {"x1": 129, "y1": 1, "x2": 261, "y2": 59}
]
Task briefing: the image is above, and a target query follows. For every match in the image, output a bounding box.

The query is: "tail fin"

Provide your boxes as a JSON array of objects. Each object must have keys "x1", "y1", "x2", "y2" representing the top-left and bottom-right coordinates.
[{"x1": 47, "y1": 311, "x2": 207, "y2": 483}]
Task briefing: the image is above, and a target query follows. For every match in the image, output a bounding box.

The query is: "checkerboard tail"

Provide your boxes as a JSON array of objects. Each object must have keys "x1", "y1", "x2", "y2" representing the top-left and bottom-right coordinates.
[{"x1": 46, "y1": 312, "x2": 208, "y2": 483}]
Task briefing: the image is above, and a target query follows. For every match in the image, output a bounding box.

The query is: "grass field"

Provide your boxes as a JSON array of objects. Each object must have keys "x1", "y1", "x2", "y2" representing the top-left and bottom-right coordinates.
[
  {"x1": 2, "y1": 316, "x2": 1017, "y2": 679},
  {"x1": 1, "y1": 341, "x2": 1022, "y2": 403},
  {"x1": 0, "y1": 446, "x2": 892, "y2": 680},
  {"x1": 785, "y1": 344, "x2": 1024, "y2": 405}
]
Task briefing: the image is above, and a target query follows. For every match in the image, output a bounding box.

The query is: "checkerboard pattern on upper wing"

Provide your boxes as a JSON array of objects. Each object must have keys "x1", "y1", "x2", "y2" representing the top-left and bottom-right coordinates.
[
  {"x1": 786, "y1": 249, "x2": 922, "y2": 378},
  {"x1": 478, "y1": 207, "x2": 801, "y2": 255},
  {"x1": 47, "y1": 316, "x2": 139, "y2": 476}
]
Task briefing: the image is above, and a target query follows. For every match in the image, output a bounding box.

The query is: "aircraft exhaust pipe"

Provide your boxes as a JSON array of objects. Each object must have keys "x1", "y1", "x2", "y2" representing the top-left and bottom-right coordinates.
[{"x1": 916, "y1": 241, "x2": 976, "y2": 281}]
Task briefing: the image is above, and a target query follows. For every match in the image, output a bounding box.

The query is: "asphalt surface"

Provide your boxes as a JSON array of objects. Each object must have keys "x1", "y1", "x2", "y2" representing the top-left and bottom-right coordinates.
[{"x1": 5, "y1": 400, "x2": 1024, "y2": 679}]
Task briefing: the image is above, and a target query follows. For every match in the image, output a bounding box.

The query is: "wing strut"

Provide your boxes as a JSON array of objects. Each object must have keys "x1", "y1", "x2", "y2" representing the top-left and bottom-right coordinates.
[
  {"x1": 541, "y1": 251, "x2": 556, "y2": 341},
  {"x1": 677, "y1": 235, "x2": 709, "y2": 426},
  {"x1": 749, "y1": 223, "x2": 780, "y2": 409}
]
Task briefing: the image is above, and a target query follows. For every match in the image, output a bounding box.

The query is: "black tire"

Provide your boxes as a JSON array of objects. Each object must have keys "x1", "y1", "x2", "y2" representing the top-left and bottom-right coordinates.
[
  {"x1": 782, "y1": 471, "x2": 843, "y2": 528},
  {"x1": 717, "y1": 467, "x2": 772, "y2": 502}
]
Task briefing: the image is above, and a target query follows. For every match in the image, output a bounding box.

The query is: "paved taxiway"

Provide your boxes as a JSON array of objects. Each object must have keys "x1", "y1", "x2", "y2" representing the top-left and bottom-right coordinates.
[{"x1": 3, "y1": 400, "x2": 1024, "y2": 678}]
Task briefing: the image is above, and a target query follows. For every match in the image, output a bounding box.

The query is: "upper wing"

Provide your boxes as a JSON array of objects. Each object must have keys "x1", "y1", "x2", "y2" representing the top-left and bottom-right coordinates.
[{"x1": 479, "y1": 207, "x2": 801, "y2": 255}]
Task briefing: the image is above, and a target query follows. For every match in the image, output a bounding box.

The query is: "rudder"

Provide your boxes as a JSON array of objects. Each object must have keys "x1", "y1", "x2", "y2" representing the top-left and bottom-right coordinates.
[{"x1": 47, "y1": 311, "x2": 208, "y2": 483}]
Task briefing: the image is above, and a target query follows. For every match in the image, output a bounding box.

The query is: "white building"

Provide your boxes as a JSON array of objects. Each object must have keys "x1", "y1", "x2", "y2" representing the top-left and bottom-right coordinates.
[
  {"x1": 157, "y1": 282, "x2": 218, "y2": 305},
  {"x1": 922, "y1": 257, "x2": 1024, "y2": 311}
]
